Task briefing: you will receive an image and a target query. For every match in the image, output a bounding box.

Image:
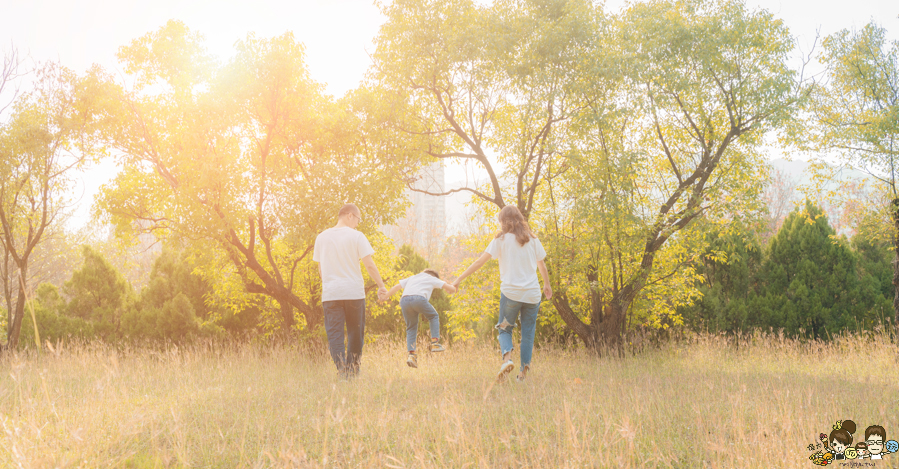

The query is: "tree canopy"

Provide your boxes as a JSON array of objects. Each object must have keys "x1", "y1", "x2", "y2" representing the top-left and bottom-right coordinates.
[
  {"x1": 802, "y1": 21, "x2": 899, "y2": 326},
  {"x1": 0, "y1": 62, "x2": 108, "y2": 350},
  {"x1": 4, "y1": 2, "x2": 896, "y2": 350},
  {"x1": 95, "y1": 21, "x2": 413, "y2": 332}
]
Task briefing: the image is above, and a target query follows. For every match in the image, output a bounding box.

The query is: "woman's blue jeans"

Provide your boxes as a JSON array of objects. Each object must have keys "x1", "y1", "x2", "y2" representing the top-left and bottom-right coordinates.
[
  {"x1": 497, "y1": 293, "x2": 540, "y2": 367},
  {"x1": 400, "y1": 295, "x2": 440, "y2": 352}
]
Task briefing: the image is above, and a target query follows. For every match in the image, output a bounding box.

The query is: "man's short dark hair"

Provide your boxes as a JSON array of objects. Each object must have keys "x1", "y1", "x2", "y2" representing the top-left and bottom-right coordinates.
[
  {"x1": 338, "y1": 204, "x2": 360, "y2": 218},
  {"x1": 866, "y1": 425, "x2": 886, "y2": 441}
]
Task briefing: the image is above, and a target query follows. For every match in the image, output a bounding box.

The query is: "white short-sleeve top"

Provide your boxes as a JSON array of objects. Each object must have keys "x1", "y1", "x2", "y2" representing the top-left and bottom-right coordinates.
[
  {"x1": 399, "y1": 273, "x2": 447, "y2": 301},
  {"x1": 313, "y1": 226, "x2": 375, "y2": 302},
  {"x1": 485, "y1": 233, "x2": 546, "y2": 304}
]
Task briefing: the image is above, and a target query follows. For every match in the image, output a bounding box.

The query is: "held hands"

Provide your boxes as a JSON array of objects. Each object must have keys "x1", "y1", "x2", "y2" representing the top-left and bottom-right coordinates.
[{"x1": 377, "y1": 286, "x2": 388, "y2": 303}]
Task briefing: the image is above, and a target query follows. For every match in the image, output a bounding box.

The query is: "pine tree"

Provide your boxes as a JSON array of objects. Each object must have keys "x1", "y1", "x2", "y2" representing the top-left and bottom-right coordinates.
[
  {"x1": 679, "y1": 228, "x2": 762, "y2": 333},
  {"x1": 851, "y1": 232, "x2": 895, "y2": 326},
  {"x1": 754, "y1": 201, "x2": 878, "y2": 338},
  {"x1": 18, "y1": 283, "x2": 93, "y2": 346},
  {"x1": 63, "y1": 246, "x2": 132, "y2": 339}
]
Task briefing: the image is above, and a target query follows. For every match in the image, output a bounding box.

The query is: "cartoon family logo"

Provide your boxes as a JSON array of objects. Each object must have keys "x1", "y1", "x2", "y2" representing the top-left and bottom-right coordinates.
[{"x1": 808, "y1": 420, "x2": 899, "y2": 466}]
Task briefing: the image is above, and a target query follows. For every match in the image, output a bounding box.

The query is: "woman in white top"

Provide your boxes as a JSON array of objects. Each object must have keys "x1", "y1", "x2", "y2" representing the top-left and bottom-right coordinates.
[{"x1": 454, "y1": 206, "x2": 552, "y2": 383}]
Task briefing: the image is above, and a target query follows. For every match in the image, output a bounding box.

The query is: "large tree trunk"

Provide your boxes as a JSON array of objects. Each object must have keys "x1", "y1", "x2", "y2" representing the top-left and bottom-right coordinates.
[
  {"x1": 594, "y1": 301, "x2": 628, "y2": 355},
  {"x1": 223, "y1": 231, "x2": 328, "y2": 332},
  {"x1": 6, "y1": 266, "x2": 27, "y2": 350},
  {"x1": 553, "y1": 293, "x2": 597, "y2": 348},
  {"x1": 4, "y1": 284, "x2": 10, "y2": 344},
  {"x1": 552, "y1": 293, "x2": 629, "y2": 356},
  {"x1": 279, "y1": 302, "x2": 294, "y2": 330}
]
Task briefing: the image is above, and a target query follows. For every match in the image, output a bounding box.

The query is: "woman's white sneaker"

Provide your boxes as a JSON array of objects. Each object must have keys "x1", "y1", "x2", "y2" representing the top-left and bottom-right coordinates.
[{"x1": 496, "y1": 360, "x2": 514, "y2": 383}]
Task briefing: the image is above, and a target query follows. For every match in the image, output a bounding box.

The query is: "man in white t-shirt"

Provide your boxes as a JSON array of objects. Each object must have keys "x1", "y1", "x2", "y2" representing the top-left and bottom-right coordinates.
[{"x1": 313, "y1": 204, "x2": 388, "y2": 377}]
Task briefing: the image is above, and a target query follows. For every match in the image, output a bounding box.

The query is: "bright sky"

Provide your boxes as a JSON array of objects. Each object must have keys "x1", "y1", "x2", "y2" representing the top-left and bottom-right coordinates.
[{"x1": 1, "y1": 0, "x2": 896, "y2": 230}]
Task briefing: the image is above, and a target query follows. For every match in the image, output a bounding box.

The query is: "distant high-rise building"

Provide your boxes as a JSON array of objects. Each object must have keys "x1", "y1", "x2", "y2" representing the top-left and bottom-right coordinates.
[{"x1": 382, "y1": 161, "x2": 447, "y2": 259}]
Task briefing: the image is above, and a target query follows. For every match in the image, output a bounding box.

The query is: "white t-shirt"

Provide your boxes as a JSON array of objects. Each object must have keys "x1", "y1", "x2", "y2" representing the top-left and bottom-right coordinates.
[
  {"x1": 399, "y1": 273, "x2": 446, "y2": 301},
  {"x1": 313, "y1": 226, "x2": 375, "y2": 302},
  {"x1": 485, "y1": 233, "x2": 546, "y2": 304}
]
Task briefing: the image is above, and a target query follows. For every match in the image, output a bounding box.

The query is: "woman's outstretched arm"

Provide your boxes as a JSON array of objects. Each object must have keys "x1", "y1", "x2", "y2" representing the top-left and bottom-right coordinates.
[
  {"x1": 453, "y1": 252, "x2": 492, "y2": 287},
  {"x1": 537, "y1": 260, "x2": 552, "y2": 299}
]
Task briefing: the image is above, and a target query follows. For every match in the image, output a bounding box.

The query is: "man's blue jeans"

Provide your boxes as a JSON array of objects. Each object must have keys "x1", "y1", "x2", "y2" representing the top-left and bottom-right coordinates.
[
  {"x1": 400, "y1": 295, "x2": 440, "y2": 352},
  {"x1": 323, "y1": 299, "x2": 365, "y2": 374},
  {"x1": 496, "y1": 293, "x2": 540, "y2": 368}
]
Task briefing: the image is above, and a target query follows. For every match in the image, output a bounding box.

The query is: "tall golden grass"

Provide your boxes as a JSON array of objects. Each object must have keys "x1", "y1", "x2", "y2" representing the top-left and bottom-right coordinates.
[{"x1": 1, "y1": 330, "x2": 898, "y2": 468}]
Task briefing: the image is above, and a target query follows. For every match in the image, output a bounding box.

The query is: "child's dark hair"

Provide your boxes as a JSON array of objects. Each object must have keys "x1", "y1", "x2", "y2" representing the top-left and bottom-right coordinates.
[
  {"x1": 422, "y1": 269, "x2": 440, "y2": 279},
  {"x1": 831, "y1": 420, "x2": 857, "y2": 447}
]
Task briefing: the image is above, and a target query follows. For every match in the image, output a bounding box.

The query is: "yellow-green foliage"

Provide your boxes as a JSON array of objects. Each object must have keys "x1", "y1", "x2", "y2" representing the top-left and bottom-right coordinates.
[
  {"x1": 2, "y1": 332, "x2": 897, "y2": 467},
  {"x1": 446, "y1": 233, "x2": 502, "y2": 342}
]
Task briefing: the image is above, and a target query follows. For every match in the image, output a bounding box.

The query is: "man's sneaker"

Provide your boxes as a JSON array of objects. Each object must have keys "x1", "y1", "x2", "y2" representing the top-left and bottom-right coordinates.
[
  {"x1": 496, "y1": 360, "x2": 514, "y2": 383},
  {"x1": 406, "y1": 353, "x2": 418, "y2": 368},
  {"x1": 429, "y1": 341, "x2": 446, "y2": 352}
]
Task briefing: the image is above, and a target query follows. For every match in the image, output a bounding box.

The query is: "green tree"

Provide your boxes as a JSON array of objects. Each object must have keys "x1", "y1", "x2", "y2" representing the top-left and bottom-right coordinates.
[
  {"x1": 64, "y1": 246, "x2": 132, "y2": 339},
  {"x1": 678, "y1": 227, "x2": 763, "y2": 333},
  {"x1": 852, "y1": 226, "x2": 895, "y2": 323},
  {"x1": 802, "y1": 22, "x2": 899, "y2": 326},
  {"x1": 96, "y1": 22, "x2": 410, "y2": 332},
  {"x1": 754, "y1": 201, "x2": 887, "y2": 338},
  {"x1": 544, "y1": 0, "x2": 798, "y2": 350},
  {"x1": 370, "y1": 0, "x2": 592, "y2": 217},
  {"x1": 396, "y1": 244, "x2": 429, "y2": 274},
  {"x1": 19, "y1": 283, "x2": 93, "y2": 347},
  {"x1": 119, "y1": 246, "x2": 205, "y2": 342},
  {"x1": 0, "y1": 63, "x2": 107, "y2": 350},
  {"x1": 125, "y1": 245, "x2": 259, "y2": 341},
  {"x1": 141, "y1": 246, "x2": 210, "y2": 319},
  {"x1": 1, "y1": 212, "x2": 83, "y2": 335},
  {"x1": 372, "y1": 0, "x2": 798, "y2": 351}
]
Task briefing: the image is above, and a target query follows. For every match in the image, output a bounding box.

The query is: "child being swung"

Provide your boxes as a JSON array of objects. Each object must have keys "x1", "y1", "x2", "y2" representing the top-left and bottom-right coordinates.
[{"x1": 384, "y1": 269, "x2": 456, "y2": 368}]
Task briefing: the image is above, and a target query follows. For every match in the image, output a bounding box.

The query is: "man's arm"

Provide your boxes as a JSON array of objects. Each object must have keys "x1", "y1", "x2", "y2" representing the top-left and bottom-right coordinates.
[{"x1": 361, "y1": 254, "x2": 388, "y2": 298}]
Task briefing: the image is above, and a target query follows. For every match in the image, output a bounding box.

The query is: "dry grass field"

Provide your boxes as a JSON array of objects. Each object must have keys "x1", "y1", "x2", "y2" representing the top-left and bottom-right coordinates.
[{"x1": 1, "y1": 331, "x2": 898, "y2": 468}]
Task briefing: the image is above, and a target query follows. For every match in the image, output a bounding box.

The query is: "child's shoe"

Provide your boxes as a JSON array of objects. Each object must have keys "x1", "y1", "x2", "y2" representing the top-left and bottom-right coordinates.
[
  {"x1": 406, "y1": 352, "x2": 418, "y2": 368},
  {"x1": 429, "y1": 340, "x2": 445, "y2": 352},
  {"x1": 496, "y1": 359, "x2": 514, "y2": 383}
]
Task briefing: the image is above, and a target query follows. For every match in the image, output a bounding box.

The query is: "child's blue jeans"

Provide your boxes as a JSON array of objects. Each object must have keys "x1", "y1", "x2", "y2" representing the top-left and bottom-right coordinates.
[{"x1": 400, "y1": 295, "x2": 440, "y2": 352}]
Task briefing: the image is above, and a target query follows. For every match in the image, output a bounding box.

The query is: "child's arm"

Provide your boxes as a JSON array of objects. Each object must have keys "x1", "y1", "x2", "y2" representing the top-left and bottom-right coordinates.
[
  {"x1": 441, "y1": 282, "x2": 457, "y2": 294},
  {"x1": 454, "y1": 252, "x2": 492, "y2": 287},
  {"x1": 384, "y1": 283, "x2": 403, "y2": 298},
  {"x1": 537, "y1": 260, "x2": 552, "y2": 299}
]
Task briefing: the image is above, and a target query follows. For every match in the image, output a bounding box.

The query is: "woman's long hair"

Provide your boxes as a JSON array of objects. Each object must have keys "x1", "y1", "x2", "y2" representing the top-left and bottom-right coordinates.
[{"x1": 495, "y1": 205, "x2": 535, "y2": 246}]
